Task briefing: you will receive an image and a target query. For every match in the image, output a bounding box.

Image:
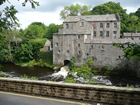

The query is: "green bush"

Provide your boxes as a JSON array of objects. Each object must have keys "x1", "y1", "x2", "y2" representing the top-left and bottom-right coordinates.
[
  {"x1": 68, "y1": 56, "x2": 76, "y2": 70},
  {"x1": 65, "y1": 58, "x2": 95, "y2": 84},
  {"x1": 20, "y1": 74, "x2": 38, "y2": 80}
]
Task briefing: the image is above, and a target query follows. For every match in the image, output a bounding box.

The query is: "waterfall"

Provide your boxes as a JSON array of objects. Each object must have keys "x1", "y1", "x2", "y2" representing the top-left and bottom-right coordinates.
[{"x1": 50, "y1": 66, "x2": 69, "y2": 81}]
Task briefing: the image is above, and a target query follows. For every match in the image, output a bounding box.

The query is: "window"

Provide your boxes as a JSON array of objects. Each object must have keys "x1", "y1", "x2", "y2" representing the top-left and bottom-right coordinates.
[
  {"x1": 100, "y1": 23, "x2": 103, "y2": 28},
  {"x1": 94, "y1": 31, "x2": 96, "y2": 36},
  {"x1": 55, "y1": 42, "x2": 58, "y2": 47},
  {"x1": 106, "y1": 23, "x2": 110, "y2": 28},
  {"x1": 100, "y1": 31, "x2": 103, "y2": 36},
  {"x1": 66, "y1": 24, "x2": 69, "y2": 29},
  {"x1": 113, "y1": 31, "x2": 117, "y2": 34},
  {"x1": 132, "y1": 38, "x2": 134, "y2": 40},
  {"x1": 78, "y1": 51, "x2": 81, "y2": 55},
  {"x1": 67, "y1": 50, "x2": 69, "y2": 53},
  {"x1": 58, "y1": 50, "x2": 60, "y2": 54},
  {"x1": 81, "y1": 22, "x2": 84, "y2": 26},
  {"x1": 114, "y1": 23, "x2": 117, "y2": 28},
  {"x1": 106, "y1": 31, "x2": 109, "y2": 37},
  {"x1": 77, "y1": 35, "x2": 80, "y2": 39},
  {"x1": 78, "y1": 43, "x2": 80, "y2": 47},
  {"x1": 139, "y1": 38, "x2": 140, "y2": 40}
]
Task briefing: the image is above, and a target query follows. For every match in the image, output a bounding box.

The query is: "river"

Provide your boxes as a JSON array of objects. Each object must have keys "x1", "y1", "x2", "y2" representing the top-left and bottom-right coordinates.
[{"x1": 0, "y1": 63, "x2": 140, "y2": 88}]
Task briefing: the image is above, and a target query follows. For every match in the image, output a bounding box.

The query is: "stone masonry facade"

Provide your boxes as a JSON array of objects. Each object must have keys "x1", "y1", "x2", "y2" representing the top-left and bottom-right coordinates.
[
  {"x1": 53, "y1": 13, "x2": 138, "y2": 68},
  {"x1": 0, "y1": 78, "x2": 140, "y2": 105}
]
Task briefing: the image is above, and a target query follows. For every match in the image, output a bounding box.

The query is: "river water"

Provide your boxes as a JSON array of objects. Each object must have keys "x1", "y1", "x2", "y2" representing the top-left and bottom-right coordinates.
[{"x1": 1, "y1": 63, "x2": 140, "y2": 88}]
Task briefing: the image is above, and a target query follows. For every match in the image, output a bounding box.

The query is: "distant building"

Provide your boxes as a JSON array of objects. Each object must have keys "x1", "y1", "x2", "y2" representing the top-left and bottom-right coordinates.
[{"x1": 44, "y1": 40, "x2": 52, "y2": 52}]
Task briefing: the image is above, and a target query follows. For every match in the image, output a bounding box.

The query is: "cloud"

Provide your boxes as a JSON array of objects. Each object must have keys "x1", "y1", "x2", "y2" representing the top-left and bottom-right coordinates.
[
  {"x1": 17, "y1": 8, "x2": 63, "y2": 29},
  {"x1": 0, "y1": 0, "x2": 140, "y2": 29}
]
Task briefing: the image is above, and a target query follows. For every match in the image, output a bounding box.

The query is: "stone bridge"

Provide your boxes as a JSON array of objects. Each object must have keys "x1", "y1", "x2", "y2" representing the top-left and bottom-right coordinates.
[{"x1": 0, "y1": 78, "x2": 140, "y2": 105}]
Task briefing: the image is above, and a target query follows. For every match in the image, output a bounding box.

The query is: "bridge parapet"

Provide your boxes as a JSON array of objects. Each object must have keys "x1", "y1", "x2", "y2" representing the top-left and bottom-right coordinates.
[{"x1": 0, "y1": 77, "x2": 140, "y2": 105}]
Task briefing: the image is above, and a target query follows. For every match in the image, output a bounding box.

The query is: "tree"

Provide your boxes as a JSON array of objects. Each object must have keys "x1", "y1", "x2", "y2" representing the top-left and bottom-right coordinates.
[
  {"x1": 0, "y1": 0, "x2": 39, "y2": 31},
  {"x1": 135, "y1": 8, "x2": 140, "y2": 18},
  {"x1": 44, "y1": 23, "x2": 58, "y2": 39},
  {"x1": 29, "y1": 22, "x2": 46, "y2": 30},
  {"x1": 125, "y1": 15, "x2": 139, "y2": 38},
  {"x1": 60, "y1": 3, "x2": 92, "y2": 20},
  {"x1": 113, "y1": 43, "x2": 140, "y2": 62},
  {"x1": 0, "y1": 29, "x2": 20, "y2": 62},
  {"x1": 91, "y1": 1, "x2": 129, "y2": 34},
  {"x1": 24, "y1": 25, "x2": 44, "y2": 39}
]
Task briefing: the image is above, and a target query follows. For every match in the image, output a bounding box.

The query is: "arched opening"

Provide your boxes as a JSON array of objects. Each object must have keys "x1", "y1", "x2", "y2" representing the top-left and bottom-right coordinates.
[{"x1": 64, "y1": 60, "x2": 70, "y2": 66}]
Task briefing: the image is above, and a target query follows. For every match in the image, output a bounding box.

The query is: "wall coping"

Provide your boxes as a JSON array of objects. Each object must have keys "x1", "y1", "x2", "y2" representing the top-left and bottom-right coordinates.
[{"x1": 0, "y1": 77, "x2": 140, "y2": 93}]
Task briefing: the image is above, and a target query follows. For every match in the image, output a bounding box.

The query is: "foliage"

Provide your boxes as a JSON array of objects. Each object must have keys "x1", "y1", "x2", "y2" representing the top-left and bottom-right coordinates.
[
  {"x1": 0, "y1": 71, "x2": 8, "y2": 77},
  {"x1": 68, "y1": 56, "x2": 76, "y2": 70},
  {"x1": 65, "y1": 58, "x2": 95, "y2": 84},
  {"x1": 0, "y1": 0, "x2": 39, "y2": 32},
  {"x1": 14, "y1": 41, "x2": 34, "y2": 63},
  {"x1": 60, "y1": 3, "x2": 92, "y2": 20},
  {"x1": 125, "y1": 15, "x2": 139, "y2": 37},
  {"x1": 29, "y1": 22, "x2": 46, "y2": 30},
  {"x1": 20, "y1": 74, "x2": 38, "y2": 80},
  {"x1": 44, "y1": 23, "x2": 58, "y2": 39},
  {"x1": 24, "y1": 25, "x2": 44, "y2": 39},
  {"x1": 0, "y1": 29, "x2": 20, "y2": 62},
  {"x1": 13, "y1": 39, "x2": 47, "y2": 63},
  {"x1": 113, "y1": 42, "x2": 140, "y2": 61}
]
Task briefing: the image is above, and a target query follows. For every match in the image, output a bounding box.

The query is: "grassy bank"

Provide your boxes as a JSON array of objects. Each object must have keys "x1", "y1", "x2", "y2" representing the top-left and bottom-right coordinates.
[{"x1": 16, "y1": 51, "x2": 54, "y2": 68}]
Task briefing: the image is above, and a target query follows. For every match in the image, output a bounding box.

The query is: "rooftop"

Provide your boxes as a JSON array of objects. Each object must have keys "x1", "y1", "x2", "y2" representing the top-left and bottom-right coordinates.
[{"x1": 64, "y1": 13, "x2": 120, "y2": 22}]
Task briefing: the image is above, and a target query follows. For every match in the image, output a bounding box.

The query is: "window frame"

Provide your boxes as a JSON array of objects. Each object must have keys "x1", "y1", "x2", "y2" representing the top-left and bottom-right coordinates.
[
  {"x1": 66, "y1": 23, "x2": 69, "y2": 29},
  {"x1": 114, "y1": 22, "x2": 117, "y2": 28},
  {"x1": 100, "y1": 31, "x2": 103, "y2": 36},
  {"x1": 94, "y1": 31, "x2": 96, "y2": 36},
  {"x1": 106, "y1": 23, "x2": 110, "y2": 28},
  {"x1": 100, "y1": 23, "x2": 103, "y2": 28},
  {"x1": 106, "y1": 31, "x2": 109, "y2": 37}
]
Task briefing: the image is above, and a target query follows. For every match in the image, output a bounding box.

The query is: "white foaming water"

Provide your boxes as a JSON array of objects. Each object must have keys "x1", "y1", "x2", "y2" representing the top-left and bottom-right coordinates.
[{"x1": 51, "y1": 66, "x2": 69, "y2": 79}]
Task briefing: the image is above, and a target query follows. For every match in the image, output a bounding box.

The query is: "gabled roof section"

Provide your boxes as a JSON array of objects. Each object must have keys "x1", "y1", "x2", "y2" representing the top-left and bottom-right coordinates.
[{"x1": 64, "y1": 13, "x2": 120, "y2": 22}]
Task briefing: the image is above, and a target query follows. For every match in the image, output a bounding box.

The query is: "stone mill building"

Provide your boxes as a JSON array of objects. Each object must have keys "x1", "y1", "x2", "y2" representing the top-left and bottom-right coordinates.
[{"x1": 53, "y1": 13, "x2": 137, "y2": 68}]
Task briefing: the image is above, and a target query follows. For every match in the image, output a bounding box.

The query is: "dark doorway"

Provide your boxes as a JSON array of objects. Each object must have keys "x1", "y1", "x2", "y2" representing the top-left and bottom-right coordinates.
[{"x1": 64, "y1": 60, "x2": 70, "y2": 65}]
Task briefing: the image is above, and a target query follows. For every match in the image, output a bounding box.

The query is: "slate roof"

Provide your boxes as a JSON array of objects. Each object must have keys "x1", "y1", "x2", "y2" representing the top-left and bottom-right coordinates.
[
  {"x1": 85, "y1": 39, "x2": 135, "y2": 44},
  {"x1": 123, "y1": 33, "x2": 140, "y2": 37},
  {"x1": 64, "y1": 13, "x2": 120, "y2": 22}
]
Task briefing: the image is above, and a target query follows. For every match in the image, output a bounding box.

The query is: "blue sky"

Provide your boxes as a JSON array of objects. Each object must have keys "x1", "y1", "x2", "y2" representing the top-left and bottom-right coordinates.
[{"x1": 1, "y1": 0, "x2": 140, "y2": 29}]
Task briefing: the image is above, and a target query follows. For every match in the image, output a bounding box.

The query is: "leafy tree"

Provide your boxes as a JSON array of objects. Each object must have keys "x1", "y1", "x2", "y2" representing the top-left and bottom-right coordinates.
[
  {"x1": 91, "y1": 1, "x2": 129, "y2": 33},
  {"x1": 0, "y1": 0, "x2": 39, "y2": 31},
  {"x1": 29, "y1": 22, "x2": 46, "y2": 30},
  {"x1": 125, "y1": 15, "x2": 139, "y2": 38},
  {"x1": 14, "y1": 41, "x2": 34, "y2": 62},
  {"x1": 44, "y1": 23, "x2": 58, "y2": 39},
  {"x1": 0, "y1": 29, "x2": 19, "y2": 62},
  {"x1": 135, "y1": 8, "x2": 140, "y2": 18},
  {"x1": 24, "y1": 25, "x2": 44, "y2": 39},
  {"x1": 113, "y1": 43, "x2": 140, "y2": 62},
  {"x1": 60, "y1": 3, "x2": 92, "y2": 20}
]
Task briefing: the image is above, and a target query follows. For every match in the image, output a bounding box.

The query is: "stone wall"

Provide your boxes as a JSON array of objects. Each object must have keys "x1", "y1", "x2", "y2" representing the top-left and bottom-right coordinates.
[{"x1": 0, "y1": 78, "x2": 140, "y2": 105}]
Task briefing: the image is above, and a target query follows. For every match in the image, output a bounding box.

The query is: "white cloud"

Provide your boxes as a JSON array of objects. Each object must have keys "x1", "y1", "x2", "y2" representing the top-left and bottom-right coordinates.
[
  {"x1": 125, "y1": 7, "x2": 139, "y2": 14},
  {"x1": 17, "y1": 8, "x2": 63, "y2": 29}
]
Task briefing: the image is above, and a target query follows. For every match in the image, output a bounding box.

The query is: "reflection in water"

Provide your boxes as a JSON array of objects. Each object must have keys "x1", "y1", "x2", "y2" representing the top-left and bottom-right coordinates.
[{"x1": 0, "y1": 63, "x2": 54, "y2": 80}]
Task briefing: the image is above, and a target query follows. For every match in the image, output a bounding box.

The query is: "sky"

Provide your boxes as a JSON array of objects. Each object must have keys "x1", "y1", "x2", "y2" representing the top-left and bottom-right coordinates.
[{"x1": 1, "y1": 0, "x2": 140, "y2": 29}]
